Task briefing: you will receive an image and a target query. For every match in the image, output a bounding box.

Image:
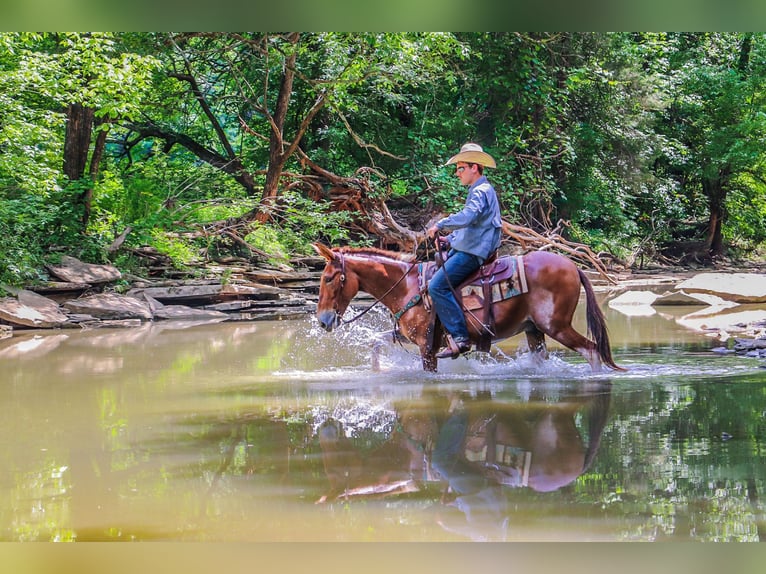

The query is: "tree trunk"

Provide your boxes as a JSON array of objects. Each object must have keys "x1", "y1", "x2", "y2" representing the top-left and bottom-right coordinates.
[
  {"x1": 80, "y1": 123, "x2": 109, "y2": 229},
  {"x1": 253, "y1": 41, "x2": 298, "y2": 224},
  {"x1": 63, "y1": 103, "x2": 95, "y2": 230},
  {"x1": 63, "y1": 103, "x2": 94, "y2": 180},
  {"x1": 703, "y1": 176, "x2": 727, "y2": 259}
]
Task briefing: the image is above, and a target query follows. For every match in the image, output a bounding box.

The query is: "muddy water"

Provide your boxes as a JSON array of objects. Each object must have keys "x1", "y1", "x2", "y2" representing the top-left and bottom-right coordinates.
[{"x1": 0, "y1": 298, "x2": 765, "y2": 541}]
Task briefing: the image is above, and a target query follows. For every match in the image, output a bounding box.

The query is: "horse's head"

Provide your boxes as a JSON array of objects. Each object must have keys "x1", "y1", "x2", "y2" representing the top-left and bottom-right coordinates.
[{"x1": 313, "y1": 243, "x2": 359, "y2": 332}]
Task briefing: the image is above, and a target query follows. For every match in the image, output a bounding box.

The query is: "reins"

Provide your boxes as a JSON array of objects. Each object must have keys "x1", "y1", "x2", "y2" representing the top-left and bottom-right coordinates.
[
  {"x1": 336, "y1": 250, "x2": 419, "y2": 326},
  {"x1": 331, "y1": 242, "x2": 495, "y2": 339}
]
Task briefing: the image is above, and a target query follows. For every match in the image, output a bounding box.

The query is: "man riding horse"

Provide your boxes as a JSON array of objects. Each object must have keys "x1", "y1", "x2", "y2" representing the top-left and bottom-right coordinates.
[
  {"x1": 313, "y1": 144, "x2": 622, "y2": 373},
  {"x1": 427, "y1": 143, "x2": 503, "y2": 360}
]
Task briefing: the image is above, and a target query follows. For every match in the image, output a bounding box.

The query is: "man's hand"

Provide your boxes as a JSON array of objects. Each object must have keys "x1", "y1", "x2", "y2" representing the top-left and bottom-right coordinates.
[{"x1": 427, "y1": 225, "x2": 439, "y2": 241}]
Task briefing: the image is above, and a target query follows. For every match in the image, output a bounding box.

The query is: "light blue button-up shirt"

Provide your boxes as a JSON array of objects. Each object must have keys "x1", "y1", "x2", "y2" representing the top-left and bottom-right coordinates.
[{"x1": 436, "y1": 175, "x2": 502, "y2": 261}]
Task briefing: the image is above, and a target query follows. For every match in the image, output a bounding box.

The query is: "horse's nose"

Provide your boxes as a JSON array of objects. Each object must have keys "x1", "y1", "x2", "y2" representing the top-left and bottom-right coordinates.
[{"x1": 317, "y1": 310, "x2": 338, "y2": 332}]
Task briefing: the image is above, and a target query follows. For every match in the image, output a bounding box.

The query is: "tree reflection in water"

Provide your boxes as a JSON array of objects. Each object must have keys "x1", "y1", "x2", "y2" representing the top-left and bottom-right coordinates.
[{"x1": 3, "y1": 318, "x2": 766, "y2": 541}]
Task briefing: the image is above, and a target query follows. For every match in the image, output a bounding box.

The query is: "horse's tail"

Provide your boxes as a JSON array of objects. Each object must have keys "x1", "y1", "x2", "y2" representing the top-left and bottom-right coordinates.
[
  {"x1": 582, "y1": 383, "x2": 612, "y2": 471},
  {"x1": 578, "y1": 269, "x2": 623, "y2": 371}
]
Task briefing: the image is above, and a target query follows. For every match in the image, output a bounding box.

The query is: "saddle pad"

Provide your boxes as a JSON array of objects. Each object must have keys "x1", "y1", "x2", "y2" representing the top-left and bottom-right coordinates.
[{"x1": 460, "y1": 255, "x2": 528, "y2": 308}]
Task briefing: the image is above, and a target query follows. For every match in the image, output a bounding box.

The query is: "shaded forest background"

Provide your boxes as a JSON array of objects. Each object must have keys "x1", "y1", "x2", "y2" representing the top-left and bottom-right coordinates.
[{"x1": 2, "y1": 32, "x2": 766, "y2": 285}]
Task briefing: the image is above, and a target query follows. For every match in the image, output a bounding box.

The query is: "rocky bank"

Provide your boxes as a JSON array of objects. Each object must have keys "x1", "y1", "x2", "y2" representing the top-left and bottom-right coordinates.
[{"x1": 1, "y1": 256, "x2": 766, "y2": 359}]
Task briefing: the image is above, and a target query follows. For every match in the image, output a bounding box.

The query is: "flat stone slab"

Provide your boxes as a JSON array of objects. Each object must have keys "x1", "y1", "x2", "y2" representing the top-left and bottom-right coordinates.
[
  {"x1": 152, "y1": 305, "x2": 229, "y2": 321},
  {"x1": 0, "y1": 295, "x2": 69, "y2": 328},
  {"x1": 126, "y1": 282, "x2": 282, "y2": 304},
  {"x1": 652, "y1": 290, "x2": 735, "y2": 307},
  {"x1": 27, "y1": 281, "x2": 92, "y2": 294},
  {"x1": 63, "y1": 293, "x2": 153, "y2": 320},
  {"x1": 676, "y1": 273, "x2": 766, "y2": 303},
  {"x1": 46, "y1": 255, "x2": 121, "y2": 284}
]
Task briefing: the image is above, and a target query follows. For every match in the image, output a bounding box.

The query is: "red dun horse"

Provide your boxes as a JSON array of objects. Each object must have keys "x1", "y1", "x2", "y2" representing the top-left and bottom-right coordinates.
[{"x1": 313, "y1": 243, "x2": 622, "y2": 373}]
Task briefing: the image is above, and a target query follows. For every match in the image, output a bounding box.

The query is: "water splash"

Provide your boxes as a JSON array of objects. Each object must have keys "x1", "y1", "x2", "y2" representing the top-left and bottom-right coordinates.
[
  {"x1": 278, "y1": 304, "x2": 765, "y2": 385},
  {"x1": 277, "y1": 305, "x2": 604, "y2": 384}
]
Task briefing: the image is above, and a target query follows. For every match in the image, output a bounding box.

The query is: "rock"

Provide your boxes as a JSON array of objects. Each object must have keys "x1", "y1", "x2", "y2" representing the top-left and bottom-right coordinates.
[
  {"x1": 609, "y1": 290, "x2": 660, "y2": 306},
  {"x1": 17, "y1": 288, "x2": 64, "y2": 312},
  {"x1": 46, "y1": 255, "x2": 121, "y2": 284},
  {"x1": 652, "y1": 290, "x2": 736, "y2": 307},
  {"x1": 221, "y1": 283, "x2": 283, "y2": 300},
  {"x1": 745, "y1": 350, "x2": 766, "y2": 358},
  {"x1": 126, "y1": 282, "x2": 282, "y2": 305},
  {"x1": 733, "y1": 338, "x2": 766, "y2": 351},
  {"x1": 203, "y1": 300, "x2": 257, "y2": 312},
  {"x1": 607, "y1": 290, "x2": 658, "y2": 317},
  {"x1": 78, "y1": 319, "x2": 145, "y2": 329},
  {"x1": 676, "y1": 273, "x2": 766, "y2": 303},
  {"x1": 26, "y1": 281, "x2": 92, "y2": 300},
  {"x1": 62, "y1": 313, "x2": 100, "y2": 325},
  {"x1": 152, "y1": 305, "x2": 229, "y2": 321},
  {"x1": 0, "y1": 325, "x2": 11, "y2": 339},
  {"x1": 710, "y1": 346, "x2": 734, "y2": 354},
  {"x1": 0, "y1": 294, "x2": 69, "y2": 328},
  {"x1": 62, "y1": 293, "x2": 153, "y2": 321}
]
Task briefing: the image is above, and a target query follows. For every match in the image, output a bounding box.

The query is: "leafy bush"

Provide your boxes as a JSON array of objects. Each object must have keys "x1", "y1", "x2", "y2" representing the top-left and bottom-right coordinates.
[
  {"x1": 245, "y1": 191, "x2": 355, "y2": 263},
  {"x1": 0, "y1": 186, "x2": 106, "y2": 285}
]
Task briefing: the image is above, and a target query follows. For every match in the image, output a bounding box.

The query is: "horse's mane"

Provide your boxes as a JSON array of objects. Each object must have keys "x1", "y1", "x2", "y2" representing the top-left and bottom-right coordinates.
[{"x1": 334, "y1": 246, "x2": 416, "y2": 263}]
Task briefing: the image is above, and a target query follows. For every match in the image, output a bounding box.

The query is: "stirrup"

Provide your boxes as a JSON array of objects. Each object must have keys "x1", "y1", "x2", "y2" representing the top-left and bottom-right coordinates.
[{"x1": 436, "y1": 335, "x2": 471, "y2": 359}]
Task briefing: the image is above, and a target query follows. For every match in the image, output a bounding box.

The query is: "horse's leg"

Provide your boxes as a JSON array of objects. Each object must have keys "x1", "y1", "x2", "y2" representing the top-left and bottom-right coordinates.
[
  {"x1": 524, "y1": 326, "x2": 548, "y2": 366},
  {"x1": 419, "y1": 312, "x2": 440, "y2": 372},
  {"x1": 422, "y1": 349, "x2": 438, "y2": 372},
  {"x1": 547, "y1": 325, "x2": 603, "y2": 372}
]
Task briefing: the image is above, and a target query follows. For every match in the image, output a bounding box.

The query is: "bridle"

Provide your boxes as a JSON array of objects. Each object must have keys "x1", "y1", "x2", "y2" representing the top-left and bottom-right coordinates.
[{"x1": 330, "y1": 250, "x2": 419, "y2": 326}]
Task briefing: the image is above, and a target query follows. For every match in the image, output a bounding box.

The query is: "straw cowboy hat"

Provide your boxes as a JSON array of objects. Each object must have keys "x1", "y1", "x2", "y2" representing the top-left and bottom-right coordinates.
[{"x1": 445, "y1": 142, "x2": 497, "y2": 168}]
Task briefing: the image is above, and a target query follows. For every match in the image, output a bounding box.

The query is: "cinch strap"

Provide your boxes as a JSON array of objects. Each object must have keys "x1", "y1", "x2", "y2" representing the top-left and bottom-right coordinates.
[{"x1": 393, "y1": 293, "x2": 422, "y2": 321}]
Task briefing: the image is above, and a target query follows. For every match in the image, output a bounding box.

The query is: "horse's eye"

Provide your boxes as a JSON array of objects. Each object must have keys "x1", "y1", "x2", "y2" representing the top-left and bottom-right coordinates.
[{"x1": 324, "y1": 275, "x2": 334, "y2": 283}]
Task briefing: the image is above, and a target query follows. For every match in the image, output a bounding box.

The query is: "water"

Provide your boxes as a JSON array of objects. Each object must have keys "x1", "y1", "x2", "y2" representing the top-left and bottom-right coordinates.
[{"x1": 0, "y1": 299, "x2": 765, "y2": 542}]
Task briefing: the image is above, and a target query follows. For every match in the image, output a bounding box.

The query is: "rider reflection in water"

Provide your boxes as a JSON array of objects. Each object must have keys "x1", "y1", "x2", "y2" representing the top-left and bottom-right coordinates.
[
  {"x1": 430, "y1": 388, "x2": 612, "y2": 540},
  {"x1": 431, "y1": 398, "x2": 510, "y2": 539},
  {"x1": 427, "y1": 142, "x2": 503, "y2": 360}
]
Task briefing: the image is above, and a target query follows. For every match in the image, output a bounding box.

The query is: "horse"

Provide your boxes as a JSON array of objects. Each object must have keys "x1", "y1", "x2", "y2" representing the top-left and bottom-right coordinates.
[{"x1": 312, "y1": 243, "x2": 622, "y2": 373}]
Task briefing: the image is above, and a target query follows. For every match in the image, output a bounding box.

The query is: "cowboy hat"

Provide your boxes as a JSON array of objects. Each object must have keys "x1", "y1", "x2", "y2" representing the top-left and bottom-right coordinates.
[{"x1": 445, "y1": 142, "x2": 496, "y2": 168}]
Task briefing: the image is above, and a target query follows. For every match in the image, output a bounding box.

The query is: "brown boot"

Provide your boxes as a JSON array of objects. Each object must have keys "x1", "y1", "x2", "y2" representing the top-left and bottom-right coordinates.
[{"x1": 436, "y1": 337, "x2": 471, "y2": 359}]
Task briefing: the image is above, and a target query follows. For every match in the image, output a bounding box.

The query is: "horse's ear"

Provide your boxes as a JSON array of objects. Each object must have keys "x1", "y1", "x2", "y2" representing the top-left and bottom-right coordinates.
[{"x1": 312, "y1": 242, "x2": 336, "y2": 262}]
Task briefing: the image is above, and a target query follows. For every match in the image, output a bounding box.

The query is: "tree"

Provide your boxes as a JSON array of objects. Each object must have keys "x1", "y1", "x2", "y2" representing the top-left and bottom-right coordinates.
[
  {"x1": 1, "y1": 33, "x2": 158, "y2": 229},
  {"x1": 120, "y1": 33, "x2": 463, "y2": 230},
  {"x1": 656, "y1": 33, "x2": 766, "y2": 259}
]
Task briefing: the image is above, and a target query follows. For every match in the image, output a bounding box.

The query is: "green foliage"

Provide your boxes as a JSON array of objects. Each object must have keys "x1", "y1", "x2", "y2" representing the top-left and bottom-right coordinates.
[
  {"x1": 726, "y1": 178, "x2": 766, "y2": 245},
  {"x1": 4, "y1": 32, "x2": 766, "y2": 285},
  {"x1": 148, "y1": 229, "x2": 200, "y2": 268},
  {"x1": 0, "y1": 186, "x2": 104, "y2": 285},
  {"x1": 246, "y1": 191, "x2": 354, "y2": 263}
]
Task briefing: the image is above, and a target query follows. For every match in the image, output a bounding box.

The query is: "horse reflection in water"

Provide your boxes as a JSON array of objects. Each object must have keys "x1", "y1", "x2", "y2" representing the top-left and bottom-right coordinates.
[{"x1": 316, "y1": 384, "x2": 612, "y2": 541}]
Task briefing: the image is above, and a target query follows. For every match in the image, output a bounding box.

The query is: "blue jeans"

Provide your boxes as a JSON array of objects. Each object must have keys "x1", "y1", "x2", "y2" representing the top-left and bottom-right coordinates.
[
  {"x1": 432, "y1": 410, "x2": 480, "y2": 493},
  {"x1": 428, "y1": 250, "x2": 483, "y2": 342}
]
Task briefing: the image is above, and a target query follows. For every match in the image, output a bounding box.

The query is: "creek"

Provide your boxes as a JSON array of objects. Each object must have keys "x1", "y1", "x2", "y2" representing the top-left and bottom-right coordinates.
[{"x1": 0, "y1": 295, "x2": 765, "y2": 541}]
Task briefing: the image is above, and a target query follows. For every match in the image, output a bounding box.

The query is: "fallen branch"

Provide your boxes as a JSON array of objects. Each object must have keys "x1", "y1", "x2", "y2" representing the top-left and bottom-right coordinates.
[{"x1": 502, "y1": 219, "x2": 618, "y2": 284}]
